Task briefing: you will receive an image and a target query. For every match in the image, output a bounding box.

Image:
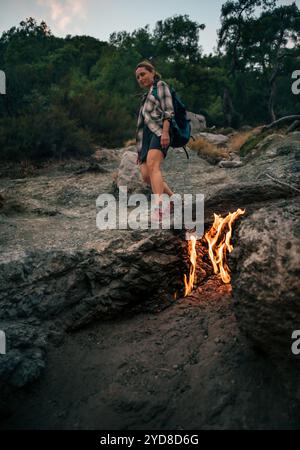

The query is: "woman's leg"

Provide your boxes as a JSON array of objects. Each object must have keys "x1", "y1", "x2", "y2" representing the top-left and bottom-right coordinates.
[
  {"x1": 139, "y1": 162, "x2": 151, "y2": 186},
  {"x1": 146, "y1": 149, "x2": 164, "y2": 201},
  {"x1": 163, "y1": 181, "x2": 174, "y2": 197},
  {"x1": 140, "y1": 154, "x2": 174, "y2": 198},
  {"x1": 146, "y1": 149, "x2": 172, "y2": 204},
  {"x1": 140, "y1": 162, "x2": 173, "y2": 195}
]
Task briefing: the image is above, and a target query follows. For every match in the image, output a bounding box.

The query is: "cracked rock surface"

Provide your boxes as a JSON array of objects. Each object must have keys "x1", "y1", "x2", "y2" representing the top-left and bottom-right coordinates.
[{"x1": 0, "y1": 131, "x2": 300, "y2": 428}]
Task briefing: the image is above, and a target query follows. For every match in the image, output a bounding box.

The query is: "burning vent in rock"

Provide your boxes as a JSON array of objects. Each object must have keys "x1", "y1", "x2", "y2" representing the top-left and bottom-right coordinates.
[{"x1": 183, "y1": 208, "x2": 245, "y2": 296}]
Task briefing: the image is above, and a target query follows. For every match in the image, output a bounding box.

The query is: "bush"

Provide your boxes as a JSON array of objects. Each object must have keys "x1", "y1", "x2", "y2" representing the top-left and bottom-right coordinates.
[
  {"x1": 0, "y1": 106, "x2": 93, "y2": 161},
  {"x1": 188, "y1": 136, "x2": 228, "y2": 161}
]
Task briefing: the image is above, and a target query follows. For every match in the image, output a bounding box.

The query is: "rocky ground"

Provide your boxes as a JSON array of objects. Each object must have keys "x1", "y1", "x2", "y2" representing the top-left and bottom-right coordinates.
[
  {"x1": 2, "y1": 279, "x2": 300, "y2": 430},
  {"x1": 0, "y1": 129, "x2": 300, "y2": 429}
]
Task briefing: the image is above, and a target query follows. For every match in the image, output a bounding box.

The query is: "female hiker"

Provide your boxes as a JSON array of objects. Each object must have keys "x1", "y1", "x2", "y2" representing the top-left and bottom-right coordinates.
[{"x1": 135, "y1": 60, "x2": 175, "y2": 220}]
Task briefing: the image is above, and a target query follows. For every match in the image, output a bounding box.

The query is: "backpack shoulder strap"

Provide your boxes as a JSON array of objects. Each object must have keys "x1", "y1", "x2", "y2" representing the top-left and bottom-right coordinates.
[
  {"x1": 140, "y1": 92, "x2": 148, "y2": 105},
  {"x1": 151, "y1": 79, "x2": 159, "y2": 101}
]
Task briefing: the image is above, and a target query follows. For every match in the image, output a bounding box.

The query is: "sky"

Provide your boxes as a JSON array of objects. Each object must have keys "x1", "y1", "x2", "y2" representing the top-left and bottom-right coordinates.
[{"x1": 0, "y1": 0, "x2": 298, "y2": 55}]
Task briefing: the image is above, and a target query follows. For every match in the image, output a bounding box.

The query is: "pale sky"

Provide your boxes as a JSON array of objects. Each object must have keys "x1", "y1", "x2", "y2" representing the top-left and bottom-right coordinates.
[{"x1": 0, "y1": 0, "x2": 298, "y2": 55}]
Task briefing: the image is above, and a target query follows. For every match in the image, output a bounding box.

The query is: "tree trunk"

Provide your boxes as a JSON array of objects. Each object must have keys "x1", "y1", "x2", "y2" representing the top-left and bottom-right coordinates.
[
  {"x1": 223, "y1": 87, "x2": 235, "y2": 127},
  {"x1": 268, "y1": 77, "x2": 277, "y2": 123}
]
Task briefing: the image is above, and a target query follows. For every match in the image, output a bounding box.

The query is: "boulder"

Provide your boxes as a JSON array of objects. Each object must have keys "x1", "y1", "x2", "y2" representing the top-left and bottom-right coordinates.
[
  {"x1": 194, "y1": 132, "x2": 229, "y2": 147},
  {"x1": 112, "y1": 150, "x2": 151, "y2": 197},
  {"x1": 187, "y1": 111, "x2": 206, "y2": 134},
  {"x1": 230, "y1": 198, "x2": 300, "y2": 363}
]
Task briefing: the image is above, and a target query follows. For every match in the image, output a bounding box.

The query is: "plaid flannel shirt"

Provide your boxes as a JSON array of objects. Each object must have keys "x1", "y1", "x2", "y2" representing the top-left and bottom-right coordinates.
[{"x1": 135, "y1": 80, "x2": 175, "y2": 155}]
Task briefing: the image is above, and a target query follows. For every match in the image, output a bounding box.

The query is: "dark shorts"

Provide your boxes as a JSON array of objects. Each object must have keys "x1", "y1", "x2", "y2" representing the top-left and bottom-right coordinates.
[{"x1": 139, "y1": 124, "x2": 172, "y2": 164}]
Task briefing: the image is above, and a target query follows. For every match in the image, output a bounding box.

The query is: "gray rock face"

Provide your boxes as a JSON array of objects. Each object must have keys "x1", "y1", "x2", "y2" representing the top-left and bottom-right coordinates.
[
  {"x1": 0, "y1": 322, "x2": 47, "y2": 388},
  {"x1": 218, "y1": 159, "x2": 243, "y2": 169},
  {"x1": 194, "y1": 132, "x2": 229, "y2": 146},
  {"x1": 210, "y1": 133, "x2": 300, "y2": 365},
  {"x1": 93, "y1": 148, "x2": 121, "y2": 165},
  {"x1": 0, "y1": 129, "x2": 299, "y2": 406},
  {"x1": 0, "y1": 230, "x2": 185, "y2": 390},
  {"x1": 187, "y1": 111, "x2": 207, "y2": 134},
  {"x1": 230, "y1": 198, "x2": 300, "y2": 361},
  {"x1": 112, "y1": 150, "x2": 151, "y2": 197}
]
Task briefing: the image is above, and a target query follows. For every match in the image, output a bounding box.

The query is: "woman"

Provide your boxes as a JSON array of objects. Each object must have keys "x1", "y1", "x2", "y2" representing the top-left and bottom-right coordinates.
[{"x1": 135, "y1": 60, "x2": 175, "y2": 220}]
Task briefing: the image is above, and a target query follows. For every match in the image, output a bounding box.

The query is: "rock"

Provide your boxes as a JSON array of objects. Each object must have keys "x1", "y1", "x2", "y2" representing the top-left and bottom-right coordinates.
[
  {"x1": 112, "y1": 150, "x2": 151, "y2": 197},
  {"x1": 74, "y1": 163, "x2": 110, "y2": 175},
  {"x1": 230, "y1": 198, "x2": 300, "y2": 362},
  {"x1": 118, "y1": 145, "x2": 137, "y2": 157},
  {"x1": 0, "y1": 321, "x2": 48, "y2": 389},
  {"x1": 201, "y1": 132, "x2": 299, "y2": 220},
  {"x1": 194, "y1": 132, "x2": 229, "y2": 146},
  {"x1": 0, "y1": 126, "x2": 299, "y2": 417},
  {"x1": 204, "y1": 180, "x2": 297, "y2": 222},
  {"x1": 228, "y1": 152, "x2": 242, "y2": 161},
  {"x1": 289, "y1": 131, "x2": 300, "y2": 139},
  {"x1": 187, "y1": 111, "x2": 206, "y2": 134},
  {"x1": 218, "y1": 160, "x2": 243, "y2": 168},
  {"x1": 218, "y1": 127, "x2": 236, "y2": 135},
  {"x1": 255, "y1": 133, "x2": 285, "y2": 153},
  {"x1": 0, "y1": 348, "x2": 45, "y2": 388},
  {"x1": 0, "y1": 229, "x2": 186, "y2": 390},
  {"x1": 92, "y1": 148, "x2": 120, "y2": 165},
  {"x1": 287, "y1": 120, "x2": 300, "y2": 133}
]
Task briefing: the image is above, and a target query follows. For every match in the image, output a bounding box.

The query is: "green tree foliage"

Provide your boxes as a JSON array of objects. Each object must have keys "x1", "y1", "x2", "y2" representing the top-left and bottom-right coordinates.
[
  {"x1": 218, "y1": 0, "x2": 300, "y2": 124},
  {"x1": 0, "y1": 10, "x2": 299, "y2": 161},
  {"x1": 153, "y1": 15, "x2": 205, "y2": 63}
]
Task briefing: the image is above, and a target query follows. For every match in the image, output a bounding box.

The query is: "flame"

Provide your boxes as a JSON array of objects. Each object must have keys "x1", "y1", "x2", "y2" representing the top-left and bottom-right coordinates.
[
  {"x1": 205, "y1": 208, "x2": 245, "y2": 283},
  {"x1": 182, "y1": 208, "x2": 245, "y2": 296},
  {"x1": 183, "y1": 234, "x2": 197, "y2": 296}
]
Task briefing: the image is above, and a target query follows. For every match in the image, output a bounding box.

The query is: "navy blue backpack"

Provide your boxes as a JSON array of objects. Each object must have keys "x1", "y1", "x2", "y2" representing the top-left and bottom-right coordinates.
[{"x1": 152, "y1": 80, "x2": 191, "y2": 159}]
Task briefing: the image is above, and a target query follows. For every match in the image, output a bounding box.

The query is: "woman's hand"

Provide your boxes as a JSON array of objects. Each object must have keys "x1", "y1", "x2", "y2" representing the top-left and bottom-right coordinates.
[{"x1": 161, "y1": 131, "x2": 170, "y2": 149}]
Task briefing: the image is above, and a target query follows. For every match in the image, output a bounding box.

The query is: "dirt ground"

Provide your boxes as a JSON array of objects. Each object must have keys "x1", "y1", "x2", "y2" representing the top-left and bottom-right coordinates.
[{"x1": 1, "y1": 276, "x2": 299, "y2": 430}]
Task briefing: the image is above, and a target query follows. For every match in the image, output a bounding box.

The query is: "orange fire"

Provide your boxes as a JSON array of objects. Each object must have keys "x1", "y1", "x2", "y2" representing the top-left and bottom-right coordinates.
[
  {"x1": 183, "y1": 234, "x2": 197, "y2": 296},
  {"x1": 205, "y1": 208, "x2": 245, "y2": 283},
  {"x1": 183, "y1": 208, "x2": 245, "y2": 296}
]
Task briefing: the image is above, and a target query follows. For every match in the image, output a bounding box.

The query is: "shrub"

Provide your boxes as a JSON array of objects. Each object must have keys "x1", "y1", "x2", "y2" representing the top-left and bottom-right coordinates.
[
  {"x1": 188, "y1": 136, "x2": 228, "y2": 160},
  {"x1": 0, "y1": 106, "x2": 93, "y2": 161}
]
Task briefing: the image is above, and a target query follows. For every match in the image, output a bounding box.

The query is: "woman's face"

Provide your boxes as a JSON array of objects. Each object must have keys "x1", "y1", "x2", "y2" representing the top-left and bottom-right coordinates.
[{"x1": 135, "y1": 67, "x2": 154, "y2": 89}]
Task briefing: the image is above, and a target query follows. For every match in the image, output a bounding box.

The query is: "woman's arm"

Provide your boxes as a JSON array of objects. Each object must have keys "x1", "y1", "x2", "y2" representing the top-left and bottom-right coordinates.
[
  {"x1": 157, "y1": 81, "x2": 174, "y2": 148},
  {"x1": 161, "y1": 118, "x2": 171, "y2": 149},
  {"x1": 157, "y1": 81, "x2": 175, "y2": 121},
  {"x1": 163, "y1": 118, "x2": 170, "y2": 133}
]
